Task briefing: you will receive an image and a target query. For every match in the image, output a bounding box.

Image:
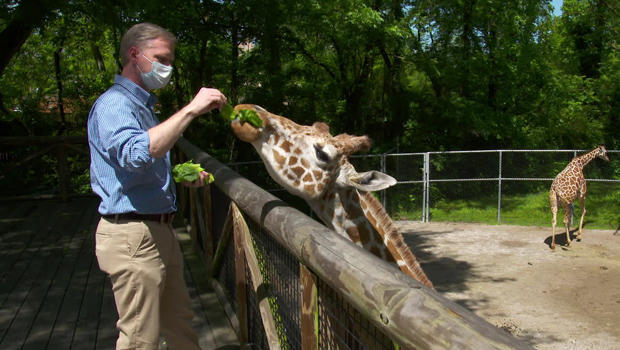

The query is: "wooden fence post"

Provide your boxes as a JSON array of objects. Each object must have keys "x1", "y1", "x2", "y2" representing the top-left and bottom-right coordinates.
[
  {"x1": 232, "y1": 203, "x2": 249, "y2": 345},
  {"x1": 300, "y1": 264, "x2": 318, "y2": 350}
]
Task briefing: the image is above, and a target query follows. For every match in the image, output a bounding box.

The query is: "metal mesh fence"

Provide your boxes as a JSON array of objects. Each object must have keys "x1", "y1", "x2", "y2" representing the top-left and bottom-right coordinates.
[
  {"x1": 216, "y1": 211, "x2": 400, "y2": 350},
  {"x1": 247, "y1": 218, "x2": 302, "y2": 349},
  {"x1": 317, "y1": 279, "x2": 396, "y2": 350}
]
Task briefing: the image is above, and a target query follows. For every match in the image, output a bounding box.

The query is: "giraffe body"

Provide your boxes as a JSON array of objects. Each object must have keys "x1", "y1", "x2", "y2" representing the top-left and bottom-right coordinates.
[
  {"x1": 231, "y1": 104, "x2": 433, "y2": 288},
  {"x1": 549, "y1": 145, "x2": 609, "y2": 249}
]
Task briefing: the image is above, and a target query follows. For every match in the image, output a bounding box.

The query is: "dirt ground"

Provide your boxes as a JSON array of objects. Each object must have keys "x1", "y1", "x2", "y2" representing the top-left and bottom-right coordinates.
[{"x1": 395, "y1": 221, "x2": 620, "y2": 350}]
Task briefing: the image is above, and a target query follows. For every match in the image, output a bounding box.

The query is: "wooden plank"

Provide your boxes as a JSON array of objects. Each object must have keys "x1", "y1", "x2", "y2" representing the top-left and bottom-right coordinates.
[
  {"x1": 211, "y1": 206, "x2": 233, "y2": 278},
  {"x1": 0, "y1": 201, "x2": 36, "y2": 267},
  {"x1": 232, "y1": 203, "x2": 248, "y2": 345},
  {"x1": 70, "y1": 244, "x2": 106, "y2": 348},
  {"x1": 176, "y1": 230, "x2": 240, "y2": 349},
  {"x1": 233, "y1": 204, "x2": 281, "y2": 349},
  {"x1": 45, "y1": 203, "x2": 100, "y2": 349},
  {"x1": 95, "y1": 278, "x2": 118, "y2": 349},
  {"x1": 0, "y1": 136, "x2": 86, "y2": 145},
  {"x1": 0, "y1": 200, "x2": 74, "y2": 348},
  {"x1": 0, "y1": 200, "x2": 56, "y2": 301},
  {"x1": 202, "y1": 185, "x2": 214, "y2": 267},
  {"x1": 21, "y1": 198, "x2": 98, "y2": 349},
  {"x1": 300, "y1": 264, "x2": 318, "y2": 350}
]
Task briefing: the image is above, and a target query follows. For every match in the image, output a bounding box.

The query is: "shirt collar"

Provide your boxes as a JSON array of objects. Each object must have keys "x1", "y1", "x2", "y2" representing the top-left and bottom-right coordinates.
[{"x1": 114, "y1": 74, "x2": 158, "y2": 108}]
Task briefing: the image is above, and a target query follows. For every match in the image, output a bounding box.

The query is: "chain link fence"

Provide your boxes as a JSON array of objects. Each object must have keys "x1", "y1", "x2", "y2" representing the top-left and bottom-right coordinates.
[{"x1": 231, "y1": 149, "x2": 620, "y2": 227}]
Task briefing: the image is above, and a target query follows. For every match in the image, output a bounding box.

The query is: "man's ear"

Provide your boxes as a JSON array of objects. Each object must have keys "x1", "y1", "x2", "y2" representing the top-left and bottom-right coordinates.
[
  {"x1": 128, "y1": 46, "x2": 140, "y2": 62},
  {"x1": 345, "y1": 171, "x2": 397, "y2": 192}
]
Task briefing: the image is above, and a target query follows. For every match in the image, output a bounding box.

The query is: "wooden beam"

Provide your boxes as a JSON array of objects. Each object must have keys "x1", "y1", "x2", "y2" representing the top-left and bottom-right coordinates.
[
  {"x1": 232, "y1": 203, "x2": 248, "y2": 345},
  {"x1": 211, "y1": 206, "x2": 233, "y2": 278},
  {"x1": 232, "y1": 203, "x2": 281, "y2": 349}
]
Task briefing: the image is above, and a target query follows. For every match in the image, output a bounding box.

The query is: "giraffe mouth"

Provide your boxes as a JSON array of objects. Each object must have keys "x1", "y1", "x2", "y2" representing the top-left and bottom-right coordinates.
[{"x1": 230, "y1": 104, "x2": 267, "y2": 142}]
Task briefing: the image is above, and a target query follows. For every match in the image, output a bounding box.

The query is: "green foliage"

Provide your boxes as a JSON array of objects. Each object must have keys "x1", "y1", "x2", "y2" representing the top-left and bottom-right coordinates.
[{"x1": 0, "y1": 0, "x2": 619, "y2": 197}]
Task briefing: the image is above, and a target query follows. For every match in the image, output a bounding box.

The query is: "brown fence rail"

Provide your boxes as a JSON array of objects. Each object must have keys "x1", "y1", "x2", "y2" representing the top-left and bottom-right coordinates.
[{"x1": 174, "y1": 137, "x2": 534, "y2": 350}]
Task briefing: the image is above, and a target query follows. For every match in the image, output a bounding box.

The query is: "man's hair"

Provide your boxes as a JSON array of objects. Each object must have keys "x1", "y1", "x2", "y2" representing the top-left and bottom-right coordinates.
[{"x1": 119, "y1": 22, "x2": 177, "y2": 66}]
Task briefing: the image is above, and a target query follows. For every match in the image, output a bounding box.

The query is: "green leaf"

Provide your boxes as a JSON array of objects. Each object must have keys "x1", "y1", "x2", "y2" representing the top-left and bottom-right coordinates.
[
  {"x1": 237, "y1": 109, "x2": 263, "y2": 127},
  {"x1": 220, "y1": 103, "x2": 235, "y2": 120},
  {"x1": 219, "y1": 103, "x2": 262, "y2": 127},
  {"x1": 172, "y1": 160, "x2": 212, "y2": 183}
]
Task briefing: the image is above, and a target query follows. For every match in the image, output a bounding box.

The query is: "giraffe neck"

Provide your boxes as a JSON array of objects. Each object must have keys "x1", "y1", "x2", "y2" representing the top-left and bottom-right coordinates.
[
  {"x1": 572, "y1": 148, "x2": 599, "y2": 170},
  {"x1": 309, "y1": 188, "x2": 434, "y2": 288}
]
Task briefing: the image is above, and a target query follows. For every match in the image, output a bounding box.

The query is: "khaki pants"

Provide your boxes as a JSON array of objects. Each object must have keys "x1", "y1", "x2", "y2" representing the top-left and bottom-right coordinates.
[{"x1": 95, "y1": 218, "x2": 200, "y2": 350}]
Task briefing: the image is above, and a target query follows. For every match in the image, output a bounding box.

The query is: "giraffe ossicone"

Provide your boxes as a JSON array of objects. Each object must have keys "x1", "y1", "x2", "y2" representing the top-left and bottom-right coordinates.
[
  {"x1": 231, "y1": 104, "x2": 433, "y2": 288},
  {"x1": 549, "y1": 145, "x2": 610, "y2": 250}
]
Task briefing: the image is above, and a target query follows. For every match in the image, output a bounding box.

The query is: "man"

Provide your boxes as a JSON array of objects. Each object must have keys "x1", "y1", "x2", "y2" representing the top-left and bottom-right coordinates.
[{"x1": 87, "y1": 22, "x2": 226, "y2": 349}]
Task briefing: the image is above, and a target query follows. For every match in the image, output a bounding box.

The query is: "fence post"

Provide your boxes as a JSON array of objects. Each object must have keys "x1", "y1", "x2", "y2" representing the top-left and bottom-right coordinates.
[
  {"x1": 381, "y1": 153, "x2": 387, "y2": 209},
  {"x1": 232, "y1": 203, "x2": 249, "y2": 345},
  {"x1": 423, "y1": 152, "x2": 430, "y2": 222},
  {"x1": 300, "y1": 264, "x2": 318, "y2": 350},
  {"x1": 497, "y1": 151, "x2": 502, "y2": 223}
]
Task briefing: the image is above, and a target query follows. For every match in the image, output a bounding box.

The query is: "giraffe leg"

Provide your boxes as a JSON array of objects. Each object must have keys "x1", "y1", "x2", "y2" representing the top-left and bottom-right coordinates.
[
  {"x1": 549, "y1": 189, "x2": 558, "y2": 250},
  {"x1": 577, "y1": 196, "x2": 586, "y2": 242},
  {"x1": 563, "y1": 203, "x2": 571, "y2": 247}
]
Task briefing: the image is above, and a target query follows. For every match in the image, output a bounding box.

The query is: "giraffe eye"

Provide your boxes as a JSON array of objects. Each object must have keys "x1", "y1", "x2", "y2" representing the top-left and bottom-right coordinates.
[{"x1": 314, "y1": 144, "x2": 330, "y2": 163}]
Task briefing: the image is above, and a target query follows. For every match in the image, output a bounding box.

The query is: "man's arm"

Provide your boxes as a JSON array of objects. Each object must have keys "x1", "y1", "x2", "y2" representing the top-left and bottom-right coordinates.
[{"x1": 148, "y1": 87, "x2": 226, "y2": 158}]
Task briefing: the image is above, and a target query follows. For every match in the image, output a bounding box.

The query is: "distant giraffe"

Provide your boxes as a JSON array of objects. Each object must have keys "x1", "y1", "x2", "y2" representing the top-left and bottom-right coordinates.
[
  {"x1": 230, "y1": 104, "x2": 433, "y2": 288},
  {"x1": 549, "y1": 145, "x2": 609, "y2": 250}
]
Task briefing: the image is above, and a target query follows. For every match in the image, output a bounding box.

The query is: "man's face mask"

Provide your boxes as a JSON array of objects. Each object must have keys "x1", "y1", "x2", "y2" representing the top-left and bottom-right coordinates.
[{"x1": 138, "y1": 54, "x2": 173, "y2": 90}]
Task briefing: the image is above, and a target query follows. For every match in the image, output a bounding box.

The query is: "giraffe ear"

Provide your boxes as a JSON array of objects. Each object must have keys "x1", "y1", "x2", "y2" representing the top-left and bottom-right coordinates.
[
  {"x1": 346, "y1": 171, "x2": 397, "y2": 192},
  {"x1": 312, "y1": 122, "x2": 330, "y2": 134}
]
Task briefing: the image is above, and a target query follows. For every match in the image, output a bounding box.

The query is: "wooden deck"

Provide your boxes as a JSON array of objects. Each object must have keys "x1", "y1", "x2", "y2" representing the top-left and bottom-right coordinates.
[{"x1": 0, "y1": 197, "x2": 240, "y2": 349}]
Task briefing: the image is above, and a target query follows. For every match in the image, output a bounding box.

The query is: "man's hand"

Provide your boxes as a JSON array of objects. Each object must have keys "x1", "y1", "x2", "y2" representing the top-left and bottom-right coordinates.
[
  {"x1": 188, "y1": 88, "x2": 227, "y2": 117},
  {"x1": 182, "y1": 171, "x2": 211, "y2": 188}
]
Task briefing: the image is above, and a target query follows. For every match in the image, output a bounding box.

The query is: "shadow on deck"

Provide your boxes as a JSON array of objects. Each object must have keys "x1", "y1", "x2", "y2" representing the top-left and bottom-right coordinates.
[{"x1": 0, "y1": 197, "x2": 240, "y2": 349}]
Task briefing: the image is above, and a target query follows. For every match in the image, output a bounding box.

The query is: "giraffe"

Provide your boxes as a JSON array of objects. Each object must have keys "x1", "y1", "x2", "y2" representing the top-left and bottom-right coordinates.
[
  {"x1": 230, "y1": 104, "x2": 433, "y2": 288},
  {"x1": 549, "y1": 145, "x2": 609, "y2": 250}
]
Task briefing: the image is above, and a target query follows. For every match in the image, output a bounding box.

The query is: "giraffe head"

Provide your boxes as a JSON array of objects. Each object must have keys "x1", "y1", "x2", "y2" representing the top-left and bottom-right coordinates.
[
  {"x1": 230, "y1": 104, "x2": 397, "y2": 200},
  {"x1": 596, "y1": 144, "x2": 610, "y2": 162}
]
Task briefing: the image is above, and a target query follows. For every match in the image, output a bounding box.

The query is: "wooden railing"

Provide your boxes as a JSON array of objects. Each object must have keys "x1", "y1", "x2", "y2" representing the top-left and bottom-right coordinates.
[
  {"x1": 0, "y1": 136, "x2": 89, "y2": 200},
  {"x1": 175, "y1": 137, "x2": 534, "y2": 350}
]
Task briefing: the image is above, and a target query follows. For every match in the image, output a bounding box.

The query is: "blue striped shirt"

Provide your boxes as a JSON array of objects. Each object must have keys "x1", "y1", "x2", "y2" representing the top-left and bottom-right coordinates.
[{"x1": 87, "y1": 75, "x2": 176, "y2": 215}]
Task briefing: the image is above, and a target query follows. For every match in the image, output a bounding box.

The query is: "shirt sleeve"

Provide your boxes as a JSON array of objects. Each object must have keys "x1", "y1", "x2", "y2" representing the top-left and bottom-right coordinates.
[{"x1": 92, "y1": 91, "x2": 155, "y2": 171}]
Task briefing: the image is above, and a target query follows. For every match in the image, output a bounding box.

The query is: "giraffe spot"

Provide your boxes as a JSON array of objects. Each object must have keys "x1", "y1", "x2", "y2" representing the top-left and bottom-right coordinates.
[
  {"x1": 289, "y1": 156, "x2": 298, "y2": 165},
  {"x1": 294, "y1": 180, "x2": 300, "y2": 187},
  {"x1": 291, "y1": 166, "x2": 305, "y2": 178},
  {"x1": 281, "y1": 140, "x2": 293, "y2": 153},
  {"x1": 294, "y1": 148, "x2": 303, "y2": 155},
  {"x1": 303, "y1": 173, "x2": 313, "y2": 182},
  {"x1": 286, "y1": 172, "x2": 296, "y2": 181},
  {"x1": 316, "y1": 183, "x2": 324, "y2": 193},
  {"x1": 272, "y1": 134, "x2": 280, "y2": 145},
  {"x1": 301, "y1": 158, "x2": 310, "y2": 168},
  {"x1": 273, "y1": 150, "x2": 286, "y2": 167},
  {"x1": 313, "y1": 170, "x2": 323, "y2": 181},
  {"x1": 304, "y1": 184, "x2": 316, "y2": 195},
  {"x1": 346, "y1": 226, "x2": 361, "y2": 243},
  {"x1": 366, "y1": 212, "x2": 377, "y2": 226}
]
